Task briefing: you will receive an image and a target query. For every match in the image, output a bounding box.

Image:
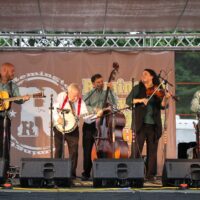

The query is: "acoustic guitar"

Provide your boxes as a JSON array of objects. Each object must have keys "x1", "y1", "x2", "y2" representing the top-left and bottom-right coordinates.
[{"x1": 0, "y1": 90, "x2": 44, "y2": 111}]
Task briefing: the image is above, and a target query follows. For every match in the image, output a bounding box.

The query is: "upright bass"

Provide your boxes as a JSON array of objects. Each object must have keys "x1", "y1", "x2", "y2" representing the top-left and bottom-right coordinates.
[{"x1": 95, "y1": 62, "x2": 129, "y2": 159}]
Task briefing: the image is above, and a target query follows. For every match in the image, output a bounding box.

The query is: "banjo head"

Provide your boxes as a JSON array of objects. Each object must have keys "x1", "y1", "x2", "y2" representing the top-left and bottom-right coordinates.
[{"x1": 55, "y1": 112, "x2": 78, "y2": 134}]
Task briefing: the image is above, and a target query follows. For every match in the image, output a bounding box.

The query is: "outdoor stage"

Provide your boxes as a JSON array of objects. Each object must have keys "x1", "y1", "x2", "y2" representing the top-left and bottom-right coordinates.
[{"x1": 0, "y1": 178, "x2": 200, "y2": 200}]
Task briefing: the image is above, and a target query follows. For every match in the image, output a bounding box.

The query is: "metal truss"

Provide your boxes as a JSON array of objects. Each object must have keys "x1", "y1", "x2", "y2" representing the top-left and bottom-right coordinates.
[{"x1": 0, "y1": 33, "x2": 200, "y2": 51}]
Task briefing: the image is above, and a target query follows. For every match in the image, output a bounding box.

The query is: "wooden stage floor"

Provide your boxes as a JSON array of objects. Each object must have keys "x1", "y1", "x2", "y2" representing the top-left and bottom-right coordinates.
[{"x1": 0, "y1": 178, "x2": 200, "y2": 200}]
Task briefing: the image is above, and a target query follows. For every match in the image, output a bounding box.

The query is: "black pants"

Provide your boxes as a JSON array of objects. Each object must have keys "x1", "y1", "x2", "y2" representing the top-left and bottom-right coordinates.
[
  {"x1": 0, "y1": 116, "x2": 11, "y2": 173},
  {"x1": 135, "y1": 123, "x2": 159, "y2": 178},
  {"x1": 53, "y1": 127, "x2": 79, "y2": 177},
  {"x1": 82, "y1": 122, "x2": 97, "y2": 177}
]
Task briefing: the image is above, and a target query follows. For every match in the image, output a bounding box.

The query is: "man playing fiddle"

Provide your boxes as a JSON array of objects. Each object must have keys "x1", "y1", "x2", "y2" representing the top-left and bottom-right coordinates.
[{"x1": 126, "y1": 69, "x2": 171, "y2": 181}]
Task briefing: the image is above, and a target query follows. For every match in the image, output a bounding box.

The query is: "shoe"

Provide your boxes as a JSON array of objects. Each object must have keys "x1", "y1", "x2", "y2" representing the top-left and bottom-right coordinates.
[
  {"x1": 81, "y1": 175, "x2": 90, "y2": 181},
  {"x1": 145, "y1": 176, "x2": 156, "y2": 182},
  {"x1": 71, "y1": 173, "x2": 76, "y2": 179},
  {"x1": 81, "y1": 173, "x2": 90, "y2": 181}
]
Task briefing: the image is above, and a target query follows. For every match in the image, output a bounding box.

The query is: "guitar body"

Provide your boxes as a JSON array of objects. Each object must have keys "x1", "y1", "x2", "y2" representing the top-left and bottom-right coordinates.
[
  {"x1": 0, "y1": 90, "x2": 44, "y2": 111},
  {"x1": 0, "y1": 91, "x2": 10, "y2": 111}
]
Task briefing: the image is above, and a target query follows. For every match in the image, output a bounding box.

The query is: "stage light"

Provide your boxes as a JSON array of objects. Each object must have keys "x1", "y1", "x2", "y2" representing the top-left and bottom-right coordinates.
[{"x1": 179, "y1": 183, "x2": 189, "y2": 190}]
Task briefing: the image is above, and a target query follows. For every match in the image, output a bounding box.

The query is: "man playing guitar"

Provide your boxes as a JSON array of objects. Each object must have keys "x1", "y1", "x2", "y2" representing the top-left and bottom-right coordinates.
[{"x1": 0, "y1": 63, "x2": 30, "y2": 175}]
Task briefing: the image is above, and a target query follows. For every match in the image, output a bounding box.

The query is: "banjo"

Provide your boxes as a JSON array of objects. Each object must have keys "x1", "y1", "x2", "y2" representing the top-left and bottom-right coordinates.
[
  {"x1": 54, "y1": 106, "x2": 111, "y2": 134},
  {"x1": 54, "y1": 110, "x2": 96, "y2": 134}
]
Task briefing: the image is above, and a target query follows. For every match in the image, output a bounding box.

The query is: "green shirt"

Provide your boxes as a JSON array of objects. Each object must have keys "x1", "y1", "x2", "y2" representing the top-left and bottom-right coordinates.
[{"x1": 84, "y1": 88, "x2": 117, "y2": 113}]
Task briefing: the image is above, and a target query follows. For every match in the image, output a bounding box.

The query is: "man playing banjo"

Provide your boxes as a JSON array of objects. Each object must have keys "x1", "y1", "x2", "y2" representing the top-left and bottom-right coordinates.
[{"x1": 53, "y1": 83, "x2": 89, "y2": 178}]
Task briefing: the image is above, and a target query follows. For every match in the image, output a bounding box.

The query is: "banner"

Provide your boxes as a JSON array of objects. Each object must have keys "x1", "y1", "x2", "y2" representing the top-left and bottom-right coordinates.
[{"x1": 0, "y1": 51, "x2": 175, "y2": 176}]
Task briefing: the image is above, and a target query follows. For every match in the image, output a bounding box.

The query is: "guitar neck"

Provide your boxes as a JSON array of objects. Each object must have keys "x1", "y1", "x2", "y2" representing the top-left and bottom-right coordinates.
[
  {"x1": 4, "y1": 95, "x2": 28, "y2": 102},
  {"x1": 4, "y1": 93, "x2": 42, "y2": 102}
]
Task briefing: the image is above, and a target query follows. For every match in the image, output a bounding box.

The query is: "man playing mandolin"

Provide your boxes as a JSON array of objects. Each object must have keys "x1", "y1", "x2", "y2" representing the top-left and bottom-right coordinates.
[{"x1": 0, "y1": 62, "x2": 30, "y2": 174}]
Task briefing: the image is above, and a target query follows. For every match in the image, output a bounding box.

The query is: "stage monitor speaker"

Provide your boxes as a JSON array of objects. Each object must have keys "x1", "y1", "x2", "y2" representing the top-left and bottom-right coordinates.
[
  {"x1": 162, "y1": 159, "x2": 200, "y2": 187},
  {"x1": 0, "y1": 158, "x2": 6, "y2": 184},
  {"x1": 20, "y1": 158, "x2": 72, "y2": 187},
  {"x1": 92, "y1": 158, "x2": 144, "y2": 188}
]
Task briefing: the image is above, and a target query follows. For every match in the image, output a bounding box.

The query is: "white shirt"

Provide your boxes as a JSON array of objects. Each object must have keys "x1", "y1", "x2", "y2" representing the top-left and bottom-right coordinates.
[
  {"x1": 191, "y1": 90, "x2": 200, "y2": 113},
  {"x1": 53, "y1": 91, "x2": 88, "y2": 124}
]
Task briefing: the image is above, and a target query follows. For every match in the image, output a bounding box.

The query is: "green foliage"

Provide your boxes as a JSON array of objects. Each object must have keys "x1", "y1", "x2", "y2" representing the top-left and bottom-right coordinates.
[{"x1": 175, "y1": 52, "x2": 200, "y2": 116}]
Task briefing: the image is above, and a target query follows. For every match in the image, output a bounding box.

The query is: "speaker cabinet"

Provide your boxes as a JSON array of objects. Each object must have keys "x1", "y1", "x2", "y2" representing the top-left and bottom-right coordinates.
[
  {"x1": 0, "y1": 158, "x2": 6, "y2": 184},
  {"x1": 162, "y1": 159, "x2": 200, "y2": 187},
  {"x1": 20, "y1": 158, "x2": 72, "y2": 187},
  {"x1": 92, "y1": 158, "x2": 144, "y2": 188}
]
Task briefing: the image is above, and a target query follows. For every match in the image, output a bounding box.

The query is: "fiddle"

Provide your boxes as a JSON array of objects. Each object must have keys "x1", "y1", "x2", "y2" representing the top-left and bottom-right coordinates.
[
  {"x1": 146, "y1": 85, "x2": 165, "y2": 99},
  {"x1": 146, "y1": 85, "x2": 179, "y2": 102}
]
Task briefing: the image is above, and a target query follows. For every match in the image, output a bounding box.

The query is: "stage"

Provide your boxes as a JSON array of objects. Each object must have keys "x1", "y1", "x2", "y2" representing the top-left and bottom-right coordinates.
[{"x1": 0, "y1": 178, "x2": 200, "y2": 200}]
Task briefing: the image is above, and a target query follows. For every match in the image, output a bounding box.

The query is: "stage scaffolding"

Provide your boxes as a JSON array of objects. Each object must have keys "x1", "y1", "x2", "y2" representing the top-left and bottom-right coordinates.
[{"x1": 0, "y1": 33, "x2": 200, "y2": 51}]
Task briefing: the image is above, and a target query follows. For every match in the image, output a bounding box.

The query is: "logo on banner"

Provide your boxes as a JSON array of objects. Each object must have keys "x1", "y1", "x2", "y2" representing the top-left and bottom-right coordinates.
[{"x1": 11, "y1": 72, "x2": 67, "y2": 155}]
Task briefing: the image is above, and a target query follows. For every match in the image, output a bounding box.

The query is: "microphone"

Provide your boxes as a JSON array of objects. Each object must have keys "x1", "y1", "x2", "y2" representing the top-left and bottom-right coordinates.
[
  {"x1": 157, "y1": 70, "x2": 162, "y2": 78},
  {"x1": 84, "y1": 88, "x2": 97, "y2": 102},
  {"x1": 158, "y1": 69, "x2": 174, "y2": 87},
  {"x1": 57, "y1": 108, "x2": 70, "y2": 114}
]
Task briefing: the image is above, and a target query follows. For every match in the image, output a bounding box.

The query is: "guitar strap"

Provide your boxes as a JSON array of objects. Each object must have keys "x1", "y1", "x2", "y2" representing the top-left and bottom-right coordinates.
[
  {"x1": 8, "y1": 81, "x2": 13, "y2": 97},
  {"x1": 8, "y1": 81, "x2": 13, "y2": 110}
]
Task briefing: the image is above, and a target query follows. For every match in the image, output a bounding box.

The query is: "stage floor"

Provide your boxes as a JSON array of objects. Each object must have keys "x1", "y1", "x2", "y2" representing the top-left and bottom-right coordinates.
[{"x1": 0, "y1": 178, "x2": 200, "y2": 200}]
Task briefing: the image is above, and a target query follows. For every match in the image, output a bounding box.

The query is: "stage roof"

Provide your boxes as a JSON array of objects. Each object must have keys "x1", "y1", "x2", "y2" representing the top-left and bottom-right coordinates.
[{"x1": 0, "y1": 0, "x2": 199, "y2": 33}]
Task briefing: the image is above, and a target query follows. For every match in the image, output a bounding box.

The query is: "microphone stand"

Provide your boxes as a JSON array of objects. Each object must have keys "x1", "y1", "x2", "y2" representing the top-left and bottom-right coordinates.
[
  {"x1": 61, "y1": 111, "x2": 66, "y2": 159},
  {"x1": 159, "y1": 70, "x2": 179, "y2": 102},
  {"x1": 131, "y1": 78, "x2": 136, "y2": 158},
  {"x1": 159, "y1": 75, "x2": 173, "y2": 87},
  {"x1": 196, "y1": 112, "x2": 200, "y2": 158},
  {"x1": 84, "y1": 88, "x2": 97, "y2": 102},
  {"x1": 3, "y1": 109, "x2": 9, "y2": 174},
  {"x1": 162, "y1": 81, "x2": 168, "y2": 160},
  {"x1": 49, "y1": 94, "x2": 54, "y2": 158},
  {"x1": 59, "y1": 109, "x2": 70, "y2": 159}
]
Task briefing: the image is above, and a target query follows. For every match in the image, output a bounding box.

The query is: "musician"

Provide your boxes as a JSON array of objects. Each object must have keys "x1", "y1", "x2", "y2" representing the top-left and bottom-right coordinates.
[
  {"x1": 190, "y1": 90, "x2": 200, "y2": 159},
  {"x1": 53, "y1": 83, "x2": 88, "y2": 178},
  {"x1": 191, "y1": 90, "x2": 200, "y2": 113},
  {"x1": 0, "y1": 63, "x2": 30, "y2": 173},
  {"x1": 81, "y1": 73, "x2": 117, "y2": 181},
  {"x1": 126, "y1": 69, "x2": 170, "y2": 181}
]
